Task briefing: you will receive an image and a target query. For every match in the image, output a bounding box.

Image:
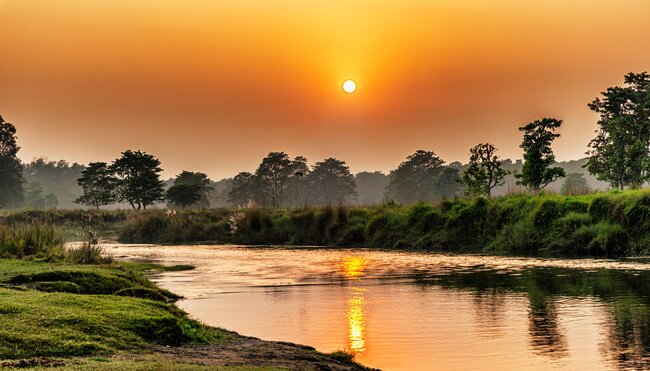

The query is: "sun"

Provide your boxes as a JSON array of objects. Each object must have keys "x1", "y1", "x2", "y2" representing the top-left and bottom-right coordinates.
[{"x1": 343, "y1": 80, "x2": 357, "y2": 94}]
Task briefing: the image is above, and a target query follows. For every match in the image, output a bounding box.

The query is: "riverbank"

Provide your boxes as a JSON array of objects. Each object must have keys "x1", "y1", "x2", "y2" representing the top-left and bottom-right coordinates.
[
  {"x1": 0, "y1": 234, "x2": 371, "y2": 371},
  {"x1": 5, "y1": 190, "x2": 649, "y2": 257}
]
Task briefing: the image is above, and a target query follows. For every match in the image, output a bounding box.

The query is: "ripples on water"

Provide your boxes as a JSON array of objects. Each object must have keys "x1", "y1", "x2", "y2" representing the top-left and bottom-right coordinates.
[{"x1": 108, "y1": 244, "x2": 650, "y2": 371}]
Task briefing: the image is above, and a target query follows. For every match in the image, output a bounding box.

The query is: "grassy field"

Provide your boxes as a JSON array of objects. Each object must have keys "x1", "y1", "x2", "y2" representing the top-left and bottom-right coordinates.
[
  {"x1": 0, "y1": 225, "x2": 369, "y2": 370},
  {"x1": 4, "y1": 189, "x2": 650, "y2": 257}
]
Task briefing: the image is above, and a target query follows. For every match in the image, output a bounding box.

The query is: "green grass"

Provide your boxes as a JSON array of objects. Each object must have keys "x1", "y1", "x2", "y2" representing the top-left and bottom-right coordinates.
[
  {"x1": 108, "y1": 189, "x2": 650, "y2": 257},
  {"x1": 0, "y1": 259, "x2": 229, "y2": 360},
  {"x1": 5, "y1": 189, "x2": 650, "y2": 257}
]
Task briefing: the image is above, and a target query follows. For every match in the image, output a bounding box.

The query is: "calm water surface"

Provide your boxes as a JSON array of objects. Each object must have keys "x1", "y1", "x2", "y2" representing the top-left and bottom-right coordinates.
[{"x1": 110, "y1": 244, "x2": 650, "y2": 371}]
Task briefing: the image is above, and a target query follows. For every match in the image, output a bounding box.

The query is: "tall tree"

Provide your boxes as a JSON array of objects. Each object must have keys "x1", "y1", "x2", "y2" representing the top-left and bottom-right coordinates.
[
  {"x1": 286, "y1": 156, "x2": 309, "y2": 207},
  {"x1": 515, "y1": 118, "x2": 566, "y2": 194},
  {"x1": 23, "y1": 158, "x2": 84, "y2": 209},
  {"x1": 228, "y1": 172, "x2": 256, "y2": 207},
  {"x1": 355, "y1": 171, "x2": 389, "y2": 205},
  {"x1": 0, "y1": 116, "x2": 24, "y2": 208},
  {"x1": 75, "y1": 162, "x2": 116, "y2": 209},
  {"x1": 585, "y1": 72, "x2": 650, "y2": 189},
  {"x1": 166, "y1": 183, "x2": 202, "y2": 209},
  {"x1": 461, "y1": 143, "x2": 510, "y2": 197},
  {"x1": 23, "y1": 182, "x2": 58, "y2": 208},
  {"x1": 307, "y1": 158, "x2": 357, "y2": 205},
  {"x1": 254, "y1": 152, "x2": 294, "y2": 208},
  {"x1": 110, "y1": 150, "x2": 165, "y2": 210},
  {"x1": 386, "y1": 150, "x2": 445, "y2": 203},
  {"x1": 433, "y1": 167, "x2": 463, "y2": 200},
  {"x1": 561, "y1": 173, "x2": 591, "y2": 195},
  {"x1": 167, "y1": 171, "x2": 214, "y2": 208}
]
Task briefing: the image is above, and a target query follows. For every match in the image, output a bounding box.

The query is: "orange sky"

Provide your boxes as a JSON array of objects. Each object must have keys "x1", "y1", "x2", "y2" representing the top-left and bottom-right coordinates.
[{"x1": 1, "y1": 0, "x2": 650, "y2": 178}]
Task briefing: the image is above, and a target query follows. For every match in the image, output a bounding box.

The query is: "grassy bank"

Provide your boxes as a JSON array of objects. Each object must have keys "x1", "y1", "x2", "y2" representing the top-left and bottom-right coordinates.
[
  {"x1": 116, "y1": 190, "x2": 650, "y2": 257},
  {"x1": 0, "y1": 226, "x2": 369, "y2": 370},
  {"x1": 3, "y1": 189, "x2": 650, "y2": 257}
]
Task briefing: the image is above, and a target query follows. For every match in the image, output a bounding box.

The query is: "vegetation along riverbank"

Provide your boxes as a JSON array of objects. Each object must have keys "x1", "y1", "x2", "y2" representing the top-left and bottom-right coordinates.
[
  {"x1": 0, "y1": 225, "x2": 370, "y2": 370},
  {"x1": 3, "y1": 189, "x2": 650, "y2": 258}
]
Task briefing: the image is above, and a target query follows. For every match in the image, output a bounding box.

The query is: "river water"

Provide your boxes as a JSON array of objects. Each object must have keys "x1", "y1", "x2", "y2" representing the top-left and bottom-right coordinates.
[{"x1": 110, "y1": 244, "x2": 650, "y2": 371}]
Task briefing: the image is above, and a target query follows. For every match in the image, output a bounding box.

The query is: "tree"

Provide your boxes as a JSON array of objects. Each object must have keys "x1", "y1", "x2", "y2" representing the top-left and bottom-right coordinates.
[
  {"x1": 0, "y1": 116, "x2": 24, "y2": 208},
  {"x1": 307, "y1": 158, "x2": 357, "y2": 205},
  {"x1": 75, "y1": 162, "x2": 116, "y2": 209},
  {"x1": 110, "y1": 150, "x2": 165, "y2": 210},
  {"x1": 585, "y1": 72, "x2": 650, "y2": 189},
  {"x1": 24, "y1": 158, "x2": 84, "y2": 209},
  {"x1": 166, "y1": 183, "x2": 202, "y2": 209},
  {"x1": 386, "y1": 150, "x2": 445, "y2": 203},
  {"x1": 355, "y1": 171, "x2": 389, "y2": 205},
  {"x1": 228, "y1": 172, "x2": 256, "y2": 207},
  {"x1": 23, "y1": 181, "x2": 59, "y2": 208},
  {"x1": 561, "y1": 173, "x2": 591, "y2": 195},
  {"x1": 286, "y1": 156, "x2": 309, "y2": 207},
  {"x1": 433, "y1": 167, "x2": 463, "y2": 199},
  {"x1": 515, "y1": 118, "x2": 566, "y2": 194},
  {"x1": 168, "y1": 171, "x2": 214, "y2": 208},
  {"x1": 254, "y1": 152, "x2": 294, "y2": 208},
  {"x1": 461, "y1": 143, "x2": 510, "y2": 197}
]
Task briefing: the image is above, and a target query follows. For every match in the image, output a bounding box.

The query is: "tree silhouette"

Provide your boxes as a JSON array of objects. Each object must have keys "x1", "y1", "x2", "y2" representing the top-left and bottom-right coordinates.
[
  {"x1": 75, "y1": 162, "x2": 116, "y2": 209},
  {"x1": 0, "y1": 116, "x2": 24, "y2": 208},
  {"x1": 462, "y1": 143, "x2": 510, "y2": 197},
  {"x1": 228, "y1": 172, "x2": 256, "y2": 207},
  {"x1": 254, "y1": 152, "x2": 294, "y2": 208},
  {"x1": 110, "y1": 150, "x2": 164, "y2": 210},
  {"x1": 166, "y1": 183, "x2": 202, "y2": 209},
  {"x1": 307, "y1": 158, "x2": 357, "y2": 205},
  {"x1": 386, "y1": 150, "x2": 445, "y2": 203},
  {"x1": 586, "y1": 72, "x2": 650, "y2": 189},
  {"x1": 167, "y1": 171, "x2": 214, "y2": 208},
  {"x1": 516, "y1": 118, "x2": 566, "y2": 194}
]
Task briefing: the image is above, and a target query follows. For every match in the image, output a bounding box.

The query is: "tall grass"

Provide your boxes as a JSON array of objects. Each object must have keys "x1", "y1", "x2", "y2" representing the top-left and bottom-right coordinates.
[
  {"x1": 0, "y1": 224, "x2": 64, "y2": 259},
  {"x1": 110, "y1": 190, "x2": 650, "y2": 257},
  {"x1": 66, "y1": 241, "x2": 114, "y2": 264}
]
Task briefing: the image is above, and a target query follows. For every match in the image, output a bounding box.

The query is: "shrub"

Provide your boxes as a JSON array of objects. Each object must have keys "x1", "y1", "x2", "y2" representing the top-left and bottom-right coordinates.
[{"x1": 66, "y1": 242, "x2": 113, "y2": 264}]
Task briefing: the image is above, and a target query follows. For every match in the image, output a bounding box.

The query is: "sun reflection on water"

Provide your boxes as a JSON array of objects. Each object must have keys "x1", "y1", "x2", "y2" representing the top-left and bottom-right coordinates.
[
  {"x1": 343, "y1": 256, "x2": 368, "y2": 355},
  {"x1": 343, "y1": 256, "x2": 367, "y2": 278}
]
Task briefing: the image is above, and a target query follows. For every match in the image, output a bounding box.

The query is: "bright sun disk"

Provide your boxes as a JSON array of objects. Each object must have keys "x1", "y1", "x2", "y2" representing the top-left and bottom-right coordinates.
[{"x1": 343, "y1": 80, "x2": 357, "y2": 93}]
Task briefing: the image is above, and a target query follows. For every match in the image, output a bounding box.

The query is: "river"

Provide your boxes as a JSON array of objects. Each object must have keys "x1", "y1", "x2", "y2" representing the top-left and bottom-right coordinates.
[{"x1": 110, "y1": 244, "x2": 650, "y2": 370}]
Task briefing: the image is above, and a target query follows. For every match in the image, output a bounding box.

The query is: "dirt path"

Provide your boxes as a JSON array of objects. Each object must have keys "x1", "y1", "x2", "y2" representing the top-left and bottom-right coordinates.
[{"x1": 148, "y1": 334, "x2": 375, "y2": 370}]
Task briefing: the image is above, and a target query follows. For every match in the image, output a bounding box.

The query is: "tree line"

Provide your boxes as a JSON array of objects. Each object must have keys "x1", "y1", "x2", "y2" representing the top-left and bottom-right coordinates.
[{"x1": 0, "y1": 71, "x2": 647, "y2": 209}]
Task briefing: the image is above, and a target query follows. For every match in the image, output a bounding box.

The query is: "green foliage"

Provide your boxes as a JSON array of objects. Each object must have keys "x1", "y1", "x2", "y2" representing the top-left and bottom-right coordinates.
[
  {"x1": 228, "y1": 171, "x2": 256, "y2": 207},
  {"x1": 0, "y1": 115, "x2": 24, "y2": 209},
  {"x1": 75, "y1": 162, "x2": 116, "y2": 209},
  {"x1": 308, "y1": 158, "x2": 358, "y2": 205},
  {"x1": 0, "y1": 224, "x2": 64, "y2": 259},
  {"x1": 254, "y1": 151, "x2": 295, "y2": 208},
  {"x1": 166, "y1": 183, "x2": 203, "y2": 209},
  {"x1": 386, "y1": 150, "x2": 445, "y2": 203},
  {"x1": 24, "y1": 158, "x2": 84, "y2": 209},
  {"x1": 111, "y1": 150, "x2": 165, "y2": 210},
  {"x1": 516, "y1": 118, "x2": 566, "y2": 193},
  {"x1": 66, "y1": 241, "x2": 114, "y2": 264},
  {"x1": 586, "y1": 72, "x2": 650, "y2": 190},
  {"x1": 561, "y1": 173, "x2": 591, "y2": 195},
  {"x1": 167, "y1": 171, "x2": 214, "y2": 209},
  {"x1": 461, "y1": 143, "x2": 510, "y2": 197}
]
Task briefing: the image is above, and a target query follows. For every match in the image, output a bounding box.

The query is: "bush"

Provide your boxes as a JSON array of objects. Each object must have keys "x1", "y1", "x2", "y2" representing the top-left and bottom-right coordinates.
[{"x1": 66, "y1": 242, "x2": 113, "y2": 264}]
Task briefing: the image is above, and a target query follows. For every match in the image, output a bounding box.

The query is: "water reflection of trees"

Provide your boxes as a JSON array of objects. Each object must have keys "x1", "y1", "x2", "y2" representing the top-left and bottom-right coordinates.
[{"x1": 411, "y1": 267, "x2": 650, "y2": 366}]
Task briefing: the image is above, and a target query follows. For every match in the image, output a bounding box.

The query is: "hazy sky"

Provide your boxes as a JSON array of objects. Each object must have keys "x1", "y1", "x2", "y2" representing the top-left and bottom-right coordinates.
[{"x1": 1, "y1": 0, "x2": 650, "y2": 178}]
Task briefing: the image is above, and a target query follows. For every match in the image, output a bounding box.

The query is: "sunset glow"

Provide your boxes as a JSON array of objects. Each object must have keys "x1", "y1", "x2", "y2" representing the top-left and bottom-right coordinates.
[{"x1": 1, "y1": 0, "x2": 650, "y2": 178}]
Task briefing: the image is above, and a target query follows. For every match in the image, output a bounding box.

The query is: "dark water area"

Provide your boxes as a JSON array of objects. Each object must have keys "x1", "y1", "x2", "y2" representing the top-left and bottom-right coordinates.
[{"x1": 110, "y1": 244, "x2": 650, "y2": 370}]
